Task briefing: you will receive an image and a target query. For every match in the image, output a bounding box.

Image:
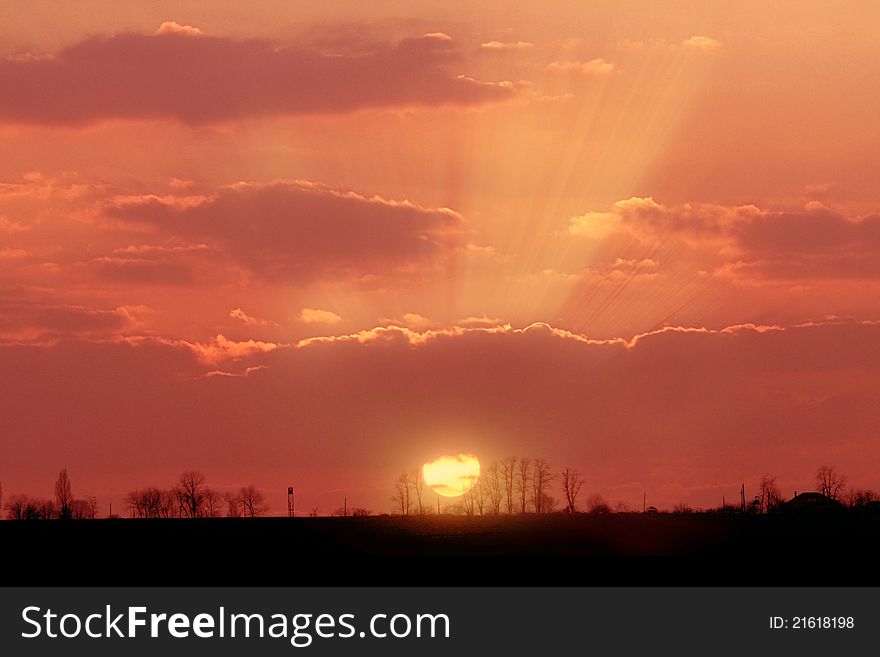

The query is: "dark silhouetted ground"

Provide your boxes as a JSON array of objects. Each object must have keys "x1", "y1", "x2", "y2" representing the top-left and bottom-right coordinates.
[{"x1": 3, "y1": 510, "x2": 878, "y2": 586}]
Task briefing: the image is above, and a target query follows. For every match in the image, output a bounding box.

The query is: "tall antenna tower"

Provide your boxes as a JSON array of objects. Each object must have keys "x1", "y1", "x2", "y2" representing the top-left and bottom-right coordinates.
[{"x1": 287, "y1": 487, "x2": 295, "y2": 518}]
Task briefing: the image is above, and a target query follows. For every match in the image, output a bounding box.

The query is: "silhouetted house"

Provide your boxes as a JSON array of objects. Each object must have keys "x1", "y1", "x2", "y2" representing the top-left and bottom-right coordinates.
[{"x1": 781, "y1": 492, "x2": 844, "y2": 513}]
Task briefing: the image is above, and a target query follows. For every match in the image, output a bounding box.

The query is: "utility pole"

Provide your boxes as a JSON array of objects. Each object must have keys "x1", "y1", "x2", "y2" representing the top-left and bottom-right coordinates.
[
  {"x1": 344, "y1": 497, "x2": 347, "y2": 517},
  {"x1": 288, "y1": 487, "x2": 295, "y2": 518},
  {"x1": 740, "y1": 484, "x2": 746, "y2": 513}
]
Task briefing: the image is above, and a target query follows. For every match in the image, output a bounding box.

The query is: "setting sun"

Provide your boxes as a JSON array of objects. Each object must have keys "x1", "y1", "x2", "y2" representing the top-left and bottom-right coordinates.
[{"x1": 422, "y1": 454, "x2": 481, "y2": 497}]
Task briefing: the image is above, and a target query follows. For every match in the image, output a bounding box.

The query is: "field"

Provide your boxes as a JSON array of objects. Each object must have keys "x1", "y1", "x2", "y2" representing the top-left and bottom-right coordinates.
[{"x1": 4, "y1": 510, "x2": 879, "y2": 586}]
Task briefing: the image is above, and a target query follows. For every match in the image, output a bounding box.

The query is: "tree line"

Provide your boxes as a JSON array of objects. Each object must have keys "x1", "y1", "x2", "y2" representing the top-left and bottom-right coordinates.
[
  {"x1": 3, "y1": 469, "x2": 99, "y2": 520},
  {"x1": 392, "y1": 458, "x2": 589, "y2": 515},
  {"x1": 1, "y1": 470, "x2": 271, "y2": 520},
  {"x1": 126, "y1": 471, "x2": 269, "y2": 518},
  {"x1": 391, "y1": 460, "x2": 878, "y2": 515}
]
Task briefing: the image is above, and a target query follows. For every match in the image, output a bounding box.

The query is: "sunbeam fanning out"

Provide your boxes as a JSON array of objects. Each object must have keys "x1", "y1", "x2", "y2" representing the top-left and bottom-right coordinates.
[{"x1": 1, "y1": 3, "x2": 880, "y2": 518}]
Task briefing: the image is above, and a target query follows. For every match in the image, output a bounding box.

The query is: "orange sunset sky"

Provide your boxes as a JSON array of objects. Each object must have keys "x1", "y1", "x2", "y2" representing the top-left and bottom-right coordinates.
[{"x1": 2, "y1": 1, "x2": 879, "y2": 514}]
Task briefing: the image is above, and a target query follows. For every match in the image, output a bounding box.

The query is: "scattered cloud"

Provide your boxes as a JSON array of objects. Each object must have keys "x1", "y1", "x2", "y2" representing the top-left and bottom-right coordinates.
[
  {"x1": 546, "y1": 58, "x2": 614, "y2": 75},
  {"x1": 568, "y1": 197, "x2": 880, "y2": 281},
  {"x1": 480, "y1": 40, "x2": 534, "y2": 50},
  {"x1": 182, "y1": 334, "x2": 283, "y2": 364},
  {"x1": 230, "y1": 308, "x2": 272, "y2": 326},
  {"x1": 681, "y1": 35, "x2": 721, "y2": 51},
  {"x1": 299, "y1": 308, "x2": 343, "y2": 325},
  {"x1": 153, "y1": 21, "x2": 203, "y2": 37}
]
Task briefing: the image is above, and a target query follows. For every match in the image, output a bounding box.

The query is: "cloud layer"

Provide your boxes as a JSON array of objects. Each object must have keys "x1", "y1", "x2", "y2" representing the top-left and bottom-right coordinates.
[
  {"x1": 0, "y1": 29, "x2": 512, "y2": 124},
  {"x1": 104, "y1": 181, "x2": 463, "y2": 281},
  {"x1": 2, "y1": 319, "x2": 878, "y2": 512},
  {"x1": 570, "y1": 197, "x2": 880, "y2": 281}
]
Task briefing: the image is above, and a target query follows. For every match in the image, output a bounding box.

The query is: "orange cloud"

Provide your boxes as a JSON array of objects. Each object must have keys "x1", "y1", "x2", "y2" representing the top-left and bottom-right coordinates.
[
  {"x1": 299, "y1": 308, "x2": 343, "y2": 325},
  {"x1": 0, "y1": 30, "x2": 513, "y2": 125},
  {"x1": 3, "y1": 319, "x2": 879, "y2": 513},
  {"x1": 569, "y1": 198, "x2": 880, "y2": 281},
  {"x1": 230, "y1": 308, "x2": 271, "y2": 326},
  {"x1": 104, "y1": 181, "x2": 464, "y2": 282},
  {"x1": 681, "y1": 35, "x2": 721, "y2": 51},
  {"x1": 546, "y1": 58, "x2": 614, "y2": 75},
  {"x1": 153, "y1": 21, "x2": 203, "y2": 37}
]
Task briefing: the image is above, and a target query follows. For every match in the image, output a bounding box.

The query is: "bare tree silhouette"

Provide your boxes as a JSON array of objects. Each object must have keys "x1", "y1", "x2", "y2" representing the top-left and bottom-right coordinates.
[
  {"x1": 54, "y1": 469, "x2": 72, "y2": 520},
  {"x1": 484, "y1": 462, "x2": 503, "y2": 514},
  {"x1": 848, "y1": 488, "x2": 877, "y2": 508},
  {"x1": 224, "y1": 492, "x2": 242, "y2": 517},
  {"x1": 6, "y1": 494, "x2": 38, "y2": 520},
  {"x1": 758, "y1": 474, "x2": 783, "y2": 513},
  {"x1": 561, "y1": 467, "x2": 584, "y2": 512},
  {"x1": 586, "y1": 494, "x2": 611, "y2": 514},
  {"x1": 203, "y1": 488, "x2": 222, "y2": 517},
  {"x1": 391, "y1": 472, "x2": 412, "y2": 515},
  {"x1": 516, "y1": 458, "x2": 531, "y2": 513},
  {"x1": 177, "y1": 471, "x2": 208, "y2": 518},
  {"x1": 530, "y1": 459, "x2": 555, "y2": 513},
  {"x1": 501, "y1": 457, "x2": 517, "y2": 513},
  {"x1": 815, "y1": 465, "x2": 846, "y2": 501},
  {"x1": 87, "y1": 496, "x2": 99, "y2": 519},
  {"x1": 237, "y1": 485, "x2": 269, "y2": 517},
  {"x1": 413, "y1": 469, "x2": 424, "y2": 515}
]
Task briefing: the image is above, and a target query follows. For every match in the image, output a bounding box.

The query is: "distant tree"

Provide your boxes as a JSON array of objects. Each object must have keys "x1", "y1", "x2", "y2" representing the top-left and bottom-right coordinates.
[
  {"x1": 6, "y1": 494, "x2": 34, "y2": 520},
  {"x1": 128, "y1": 487, "x2": 176, "y2": 518},
  {"x1": 39, "y1": 498, "x2": 56, "y2": 520},
  {"x1": 70, "y1": 499, "x2": 96, "y2": 520},
  {"x1": 87, "y1": 496, "x2": 99, "y2": 519},
  {"x1": 501, "y1": 457, "x2": 517, "y2": 513},
  {"x1": 391, "y1": 472, "x2": 412, "y2": 515},
  {"x1": 484, "y1": 462, "x2": 503, "y2": 514},
  {"x1": 586, "y1": 494, "x2": 611, "y2": 514},
  {"x1": 614, "y1": 500, "x2": 632, "y2": 513},
  {"x1": 758, "y1": 474, "x2": 783, "y2": 513},
  {"x1": 815, "y1": 465, "x2": 846, "y2": 501},
  {"x1": 673, "y1": 502, "x2": 694, "y2": 514},
  {"x1": 474, "y1": 475, "x2": 486, "y2": 515},
  {"x1": 516, "y1": 458, "x2": 531, "y2": 513},
  {"x1": 237, "y1": 485, "x2": 269, "y2": 517},
  {"x1": 309, "y1": 507, "x2": 320, "y2": 517},
  {"x1": 203, "y1": 488, "x2": 222, "y2": 517},
  {"x1": 462, "y1": 484, "x2": 477, "y2": 516},
  {"x1": 177, "y1": 471, "x2": 208, "y2": 518},
  {"x1": 413, "y1": 469, "x2": 424, "y2": 515},
  {"x1": 847, "y1": 488, "x2": 877, "y2": 508},
  {"x1": 225, "y1": 492, "x2": 242, "y2": 517},
  {"x1": 54, "y1": 469, "x2": 72, "y2": 520},
  {"x1": 350, "y1": 507, "x2": 371, "y2": 517},
  {"x1": 530, "y1": 459, "x2": 555, "y2": 513},
  {"x1": 560, "y1": 467, "x2": 584, "y2": 513}
]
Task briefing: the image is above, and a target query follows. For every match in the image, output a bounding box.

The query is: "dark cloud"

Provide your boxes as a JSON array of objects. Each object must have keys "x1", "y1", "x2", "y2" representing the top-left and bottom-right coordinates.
[
  {"x1": 0, "y1": 302, "x2": 140, "y2": 339},
  {"x1": 104, "y1": 182, "x2": 464, "y2": 281},
  {"x1": 0, "y1": 31, "x2": 512, "y2": 125},
  {"x1": 87, "y1": 257, "x2": 195, "y2": 285},
  {"x1": 573, "y1": 198, "x2": 880, "y2": 281}
]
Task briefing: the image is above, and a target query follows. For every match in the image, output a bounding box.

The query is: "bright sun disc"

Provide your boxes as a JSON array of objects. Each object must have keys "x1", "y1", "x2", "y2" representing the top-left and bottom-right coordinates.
[{"x1": 422, "y1": 454, "x2": 480, "y2": 497}]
